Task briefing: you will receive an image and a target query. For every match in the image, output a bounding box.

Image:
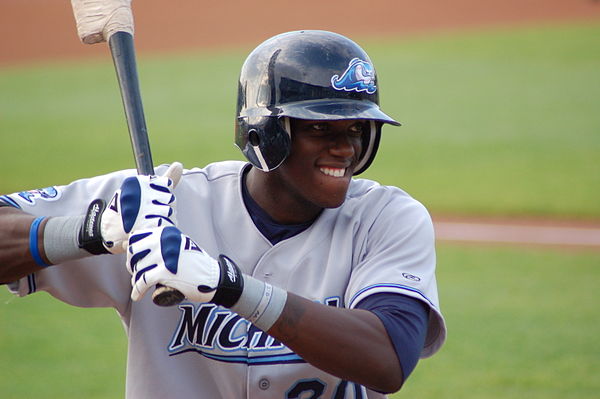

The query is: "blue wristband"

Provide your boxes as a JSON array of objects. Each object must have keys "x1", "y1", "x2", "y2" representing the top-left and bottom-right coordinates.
[{"x1": 29, "y1": 217, "x2": 50, "y2": 267}]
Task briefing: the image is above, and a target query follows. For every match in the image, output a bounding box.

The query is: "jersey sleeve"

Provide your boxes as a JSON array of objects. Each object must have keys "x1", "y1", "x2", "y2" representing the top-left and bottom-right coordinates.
[
  {"x1": 356, "y1": 293, "x2": 429, "y2": 381},
  {"x1": 345, "y1": 193, "x2": 446, "y2": 358},
  {"x1": 7, "y1": 255, "x2": 132, "y2": 313},
  {"x1": 2, "y1": 169, "x2": 141, "y2": 315}
]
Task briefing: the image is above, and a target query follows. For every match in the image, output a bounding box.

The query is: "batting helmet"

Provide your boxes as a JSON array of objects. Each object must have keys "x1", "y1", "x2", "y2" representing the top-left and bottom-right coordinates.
[{"x1": 235, "y1": 30, "x2": 400, "y2": 175}]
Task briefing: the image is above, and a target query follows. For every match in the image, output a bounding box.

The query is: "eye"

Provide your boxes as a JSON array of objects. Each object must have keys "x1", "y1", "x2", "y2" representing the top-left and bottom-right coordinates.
[
  {"x1": 310, "y1": 122, "x2": 329, "y2": 131},
  {"x1": 348, "y1": 123, "x2": 364, "y2": 138},
  {"x1": 306, "y1": 122, "x2": 330, "y2": 136}
]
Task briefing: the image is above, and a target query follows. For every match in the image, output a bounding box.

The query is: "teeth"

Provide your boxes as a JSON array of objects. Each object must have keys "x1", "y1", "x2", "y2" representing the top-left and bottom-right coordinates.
[{"x1": 320, "y1": 167, "x2": 346, "y2": 177}]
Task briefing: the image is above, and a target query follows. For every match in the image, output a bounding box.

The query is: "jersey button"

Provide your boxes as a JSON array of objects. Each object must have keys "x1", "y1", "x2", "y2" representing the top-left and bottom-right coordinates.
[{"x1": 258, "y1": 378, "x2": 270, "y2": 390}]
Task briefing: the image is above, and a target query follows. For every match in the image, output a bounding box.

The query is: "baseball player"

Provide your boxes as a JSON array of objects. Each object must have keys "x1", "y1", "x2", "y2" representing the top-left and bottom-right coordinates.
[{"x1": 0, "y1": 30, "x2": 446, "y2": 398}]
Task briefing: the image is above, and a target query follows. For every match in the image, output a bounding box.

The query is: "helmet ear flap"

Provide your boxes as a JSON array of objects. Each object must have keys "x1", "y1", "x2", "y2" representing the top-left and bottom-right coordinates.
[
  {"x1": 353, "y1": 120, "x2": 381, "y2": 175},
  {"x1": 235, "y1": 116, "x2": 291, "y2": 171}
]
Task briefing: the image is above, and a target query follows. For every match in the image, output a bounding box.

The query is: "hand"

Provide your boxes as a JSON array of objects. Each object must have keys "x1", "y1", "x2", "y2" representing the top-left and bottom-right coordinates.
[
  {"x1": 126, "y1": 225, "x2": 243, "y2": 305},
  {"x1": 102, "y1": 161, "x2": 183, "y2": 252},
  {"x1": 79, "y1": 162, "x2": 183, "y2": 254}
]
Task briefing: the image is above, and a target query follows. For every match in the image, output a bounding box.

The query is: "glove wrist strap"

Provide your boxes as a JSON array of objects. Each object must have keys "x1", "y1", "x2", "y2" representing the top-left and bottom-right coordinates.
[
  {"x1": 78, "y1": 199, "x2": 110, "y2": 255},
  {"x1": 212, "y1": 255, "x2": 244, "y2": 308}
]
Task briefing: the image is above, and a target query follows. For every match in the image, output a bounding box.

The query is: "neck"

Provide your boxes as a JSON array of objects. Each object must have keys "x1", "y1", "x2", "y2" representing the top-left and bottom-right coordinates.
[{"x1": 245, "y1": 167, "x2": 322, "y2": 225}]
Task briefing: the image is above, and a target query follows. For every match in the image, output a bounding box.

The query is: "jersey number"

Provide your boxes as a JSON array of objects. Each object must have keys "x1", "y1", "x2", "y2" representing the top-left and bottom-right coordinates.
[{"x1": 286, "y1": 379, "x2": 364, "y2": 399}]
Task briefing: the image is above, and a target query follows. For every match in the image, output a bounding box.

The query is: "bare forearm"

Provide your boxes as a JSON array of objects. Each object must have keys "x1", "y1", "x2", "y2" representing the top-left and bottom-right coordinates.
[
  {"x1": 0, "y1": 207, "x2": 47, "y2": 283},
  {"x1": 268, "y1": 292, "x2": 403, "y2": 393}
]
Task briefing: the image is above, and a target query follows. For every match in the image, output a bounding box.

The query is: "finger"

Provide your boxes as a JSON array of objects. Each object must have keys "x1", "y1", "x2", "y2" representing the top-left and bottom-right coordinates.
[
  {"x1": 129, "y1": 230, "x2": 153, "y2": 245},
  {"x1": 127, "y1": 230, "x2": 154, "y2": 272},
  {"x1": 162, "y1": 162, "x2": 183, "y2": 188},
  {"x1": 131, "y1": 282, "x2": 143, "y2": 301},
  {"x1": 131, "y1": 269, "x2": 155, "y2": 301},
  {"x1": 148, "y1": 183, "x2": 175, "y2": 206},
  {"x1": 128, "y1": 248, "x2": 151, "y2": 272},
  {"x1": 133, "y1": 264, "x2": 157, "y2": 284}
]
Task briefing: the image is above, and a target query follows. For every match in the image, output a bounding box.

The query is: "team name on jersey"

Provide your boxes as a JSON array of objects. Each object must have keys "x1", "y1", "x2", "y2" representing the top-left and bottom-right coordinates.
[{"x1": 168, "y1": 297, "x2": 341, "y2": 364}]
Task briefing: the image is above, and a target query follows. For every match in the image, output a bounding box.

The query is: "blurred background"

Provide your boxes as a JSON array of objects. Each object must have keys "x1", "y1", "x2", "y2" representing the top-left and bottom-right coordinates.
[{"x1": 1, "y1": 1, "x2": 599, "y2": 398}]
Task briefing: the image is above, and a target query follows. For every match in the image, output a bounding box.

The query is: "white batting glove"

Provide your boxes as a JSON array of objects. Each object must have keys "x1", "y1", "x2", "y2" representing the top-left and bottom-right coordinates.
[
  {"x1": 126, "y1": 226, "x2": 244, "y2": 305},
  {"x1": 79, "y1": 162, "x2": 183, "y2": 255}
]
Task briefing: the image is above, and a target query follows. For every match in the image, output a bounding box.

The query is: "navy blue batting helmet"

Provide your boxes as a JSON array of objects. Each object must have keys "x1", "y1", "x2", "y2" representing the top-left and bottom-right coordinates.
[{"x1": 235, "y1": 30, "x2": 400, "y2": 175}]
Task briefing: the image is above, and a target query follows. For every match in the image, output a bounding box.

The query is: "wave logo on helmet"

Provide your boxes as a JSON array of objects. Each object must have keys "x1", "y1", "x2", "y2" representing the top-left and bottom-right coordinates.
[{"x1": 331, "y1": 58, "x2": 377, "y2": 94}]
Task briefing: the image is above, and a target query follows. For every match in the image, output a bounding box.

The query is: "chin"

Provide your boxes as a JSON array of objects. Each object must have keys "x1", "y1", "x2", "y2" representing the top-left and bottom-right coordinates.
[
  {"x1": 317, "y1": 193, "x2": 347, "y2": 209},
  {"x1": 324, "y1": 201, "x2": 345, "y2": 209},
  {"x1": 321, "y1": 181, "x2": 352, "y2": 208}
]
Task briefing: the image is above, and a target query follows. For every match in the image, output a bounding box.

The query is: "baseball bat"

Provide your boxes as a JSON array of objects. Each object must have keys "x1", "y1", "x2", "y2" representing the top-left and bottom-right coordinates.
[
  {"x1": 108, "y1": 32, "x2": 185, "y2": 307},
  {"x1": 108, "y1": 32, "x2": 153, "y2": 175},
  {"x1": 70, "y1": 0, "x2": 184, "y2": 306}
]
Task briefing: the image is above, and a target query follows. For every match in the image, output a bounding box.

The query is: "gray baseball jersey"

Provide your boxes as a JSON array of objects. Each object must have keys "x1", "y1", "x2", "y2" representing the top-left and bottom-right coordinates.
[{"x1": 6, "y1": 160, "x2": 446, "y2": 399}]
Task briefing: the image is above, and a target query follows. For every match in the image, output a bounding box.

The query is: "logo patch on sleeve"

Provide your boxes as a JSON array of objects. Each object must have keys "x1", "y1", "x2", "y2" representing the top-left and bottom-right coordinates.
[
  {"x1": 402, "y1": 272, "x2": 421, "y2": 282},
  {"x1": 17, "y1": 187, "x2": 61, "y2": 204}
]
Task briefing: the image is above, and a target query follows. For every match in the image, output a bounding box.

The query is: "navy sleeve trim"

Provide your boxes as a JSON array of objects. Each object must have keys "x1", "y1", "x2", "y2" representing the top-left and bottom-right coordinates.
[
  {"x1": 27, "y1": 274, "x2": 37, "y2": 294},
  {"x1": 0, "y1": 195, "x2": 20, "y2": 208}
]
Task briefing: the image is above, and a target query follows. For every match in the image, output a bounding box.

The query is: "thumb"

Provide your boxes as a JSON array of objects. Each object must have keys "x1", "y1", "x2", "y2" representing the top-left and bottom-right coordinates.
[
  {"x1": 131, "y1": 278, "x2": 152, "y2": 302},
  {"x1": 162, "y1": 162, "x2": 183, "y2": 188},
  {"x1": 131, "y1": 286, "x2": 141, "y2": 302}
]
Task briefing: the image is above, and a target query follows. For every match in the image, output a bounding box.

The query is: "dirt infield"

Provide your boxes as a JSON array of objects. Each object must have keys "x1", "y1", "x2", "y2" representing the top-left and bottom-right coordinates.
[
  {"x1": 432, "y1": 215, "x2": 600, "y2": 251},
  {"x1": 1, "y1": 0, "x2": 600, "y2": 66},
  {"x1": 2, "y1": 0, "x2": 599, "y2": 250}
]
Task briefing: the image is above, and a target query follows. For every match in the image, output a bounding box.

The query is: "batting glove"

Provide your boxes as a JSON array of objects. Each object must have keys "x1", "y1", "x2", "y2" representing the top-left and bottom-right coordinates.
[
  {"x1": 127, "y1": 225, "x2": 244, "y2": 306},
  {"x1": 79, "y1": 162, "x2": 183, "y2": 255}
]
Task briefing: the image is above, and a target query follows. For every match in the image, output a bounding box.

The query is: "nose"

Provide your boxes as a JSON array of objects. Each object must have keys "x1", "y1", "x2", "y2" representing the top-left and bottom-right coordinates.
[{"x1": 329, "y1": 132, "x2": 358, "y2": 158}]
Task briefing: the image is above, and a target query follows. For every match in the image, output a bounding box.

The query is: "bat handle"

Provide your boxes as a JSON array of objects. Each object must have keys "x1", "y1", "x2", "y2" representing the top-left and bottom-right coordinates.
[
  {"x1": 152, "y1": 285, "x2": 186, "y2": 306},
  {"x1": 109, "y1": 32, "x2": 185, "y2": 307}
]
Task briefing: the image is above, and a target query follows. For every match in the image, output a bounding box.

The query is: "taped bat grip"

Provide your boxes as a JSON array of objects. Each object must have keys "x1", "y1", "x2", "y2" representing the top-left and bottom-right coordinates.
[{"x1": 109, "y1": 32, "x2": 184, "y2": 306}]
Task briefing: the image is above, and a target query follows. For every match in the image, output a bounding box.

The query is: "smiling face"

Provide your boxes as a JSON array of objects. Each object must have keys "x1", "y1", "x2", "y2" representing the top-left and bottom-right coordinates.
[{"x1": 246, "y1": 118, "x2": 366, "y2": 224}]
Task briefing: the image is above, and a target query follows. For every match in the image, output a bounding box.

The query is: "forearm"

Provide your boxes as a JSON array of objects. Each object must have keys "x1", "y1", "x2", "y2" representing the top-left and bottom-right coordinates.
[
  {"x1": 268, "y1": 293, "x2": 403, "y2": 393},
  {"x1": 0, "y1": 207, "x2": 47, "y2": 283},
  {"x1": 0, "y1": 207, "x2": 92, "y2": 284}
]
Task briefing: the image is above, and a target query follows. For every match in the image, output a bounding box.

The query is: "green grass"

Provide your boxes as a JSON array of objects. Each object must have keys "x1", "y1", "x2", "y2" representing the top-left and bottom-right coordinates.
[
  {"x1": 1, "y1": 245, "x2": 598, "y2": 398},
  {"x1": 0, "y1": 292, "x2": 126, "y2": 398},
  {"x1": 362, "y1": 23, "x2": 600, "y2": 218},
  {"x1": 1, "y1": 23, "x2": 599, "y2": 218},
  {"x1": 392, "y1": 244, "x2": 600, "y2": 399},
  {"x1": 0, "y1": 51, "x2": 244, "y2": 189}
]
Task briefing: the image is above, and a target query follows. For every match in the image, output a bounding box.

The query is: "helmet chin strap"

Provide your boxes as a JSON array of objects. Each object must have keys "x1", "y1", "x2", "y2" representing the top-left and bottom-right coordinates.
[{"x1": 252, "y1": 145, "x2": 270, "y2": 172}]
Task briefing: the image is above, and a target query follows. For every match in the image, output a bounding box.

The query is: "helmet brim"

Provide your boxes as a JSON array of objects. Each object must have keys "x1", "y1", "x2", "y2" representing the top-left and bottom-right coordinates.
[{"x1": 275, "y1": 99, "x2": 401, "y2": 126}]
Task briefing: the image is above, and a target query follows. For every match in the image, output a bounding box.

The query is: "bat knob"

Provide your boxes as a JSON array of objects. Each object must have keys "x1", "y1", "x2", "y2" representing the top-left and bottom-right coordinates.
[{"x1": 152, "y1": 284, "x2": 185, "y2": 307}]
